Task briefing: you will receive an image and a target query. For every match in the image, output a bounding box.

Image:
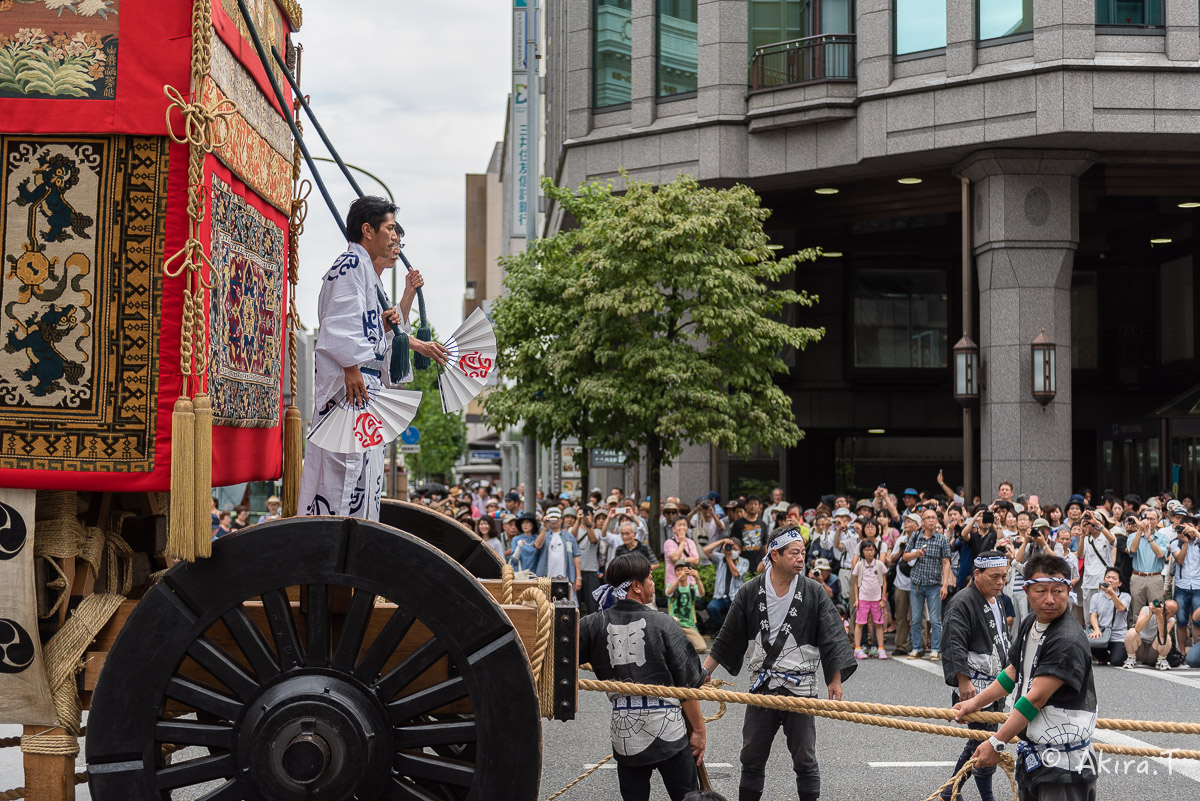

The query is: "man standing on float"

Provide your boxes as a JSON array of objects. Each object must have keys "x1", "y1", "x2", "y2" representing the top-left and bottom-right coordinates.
[{"x1": 298, "y1": 196, "x2": 448, "y2": 520}]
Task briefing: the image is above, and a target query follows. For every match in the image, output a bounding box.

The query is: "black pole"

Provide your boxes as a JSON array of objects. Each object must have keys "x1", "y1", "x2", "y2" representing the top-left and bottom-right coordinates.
[
  {"x1": 270, "y1": 45, "x2": 364, "y2": 199},
  {"x1": 232, "y1": 0, "x2": 345, "y2": 238}
]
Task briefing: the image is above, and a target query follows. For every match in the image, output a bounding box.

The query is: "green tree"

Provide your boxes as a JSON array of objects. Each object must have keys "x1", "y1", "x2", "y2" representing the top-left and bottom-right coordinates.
[
  {"x1": 404, "y1": 330, "x2": 467, "y2": 482},
  {"x1": 487, "y1": 173, "x2": 823, "y2": 551}
]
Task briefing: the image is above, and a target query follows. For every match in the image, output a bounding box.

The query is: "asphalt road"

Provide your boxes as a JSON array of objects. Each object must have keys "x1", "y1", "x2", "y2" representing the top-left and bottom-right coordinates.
[{"x1": 3, "y1": 648, "x2": 1198, "y2": 800}]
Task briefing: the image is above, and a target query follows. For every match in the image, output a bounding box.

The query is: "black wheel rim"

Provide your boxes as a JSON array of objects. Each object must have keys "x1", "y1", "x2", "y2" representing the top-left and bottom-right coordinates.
[
  {"x1": 378, "y1": 500, "x2": 503, "y2": 579},
  {"x1": 86, "y1": 517, "x2": 541, "y2": 801}
]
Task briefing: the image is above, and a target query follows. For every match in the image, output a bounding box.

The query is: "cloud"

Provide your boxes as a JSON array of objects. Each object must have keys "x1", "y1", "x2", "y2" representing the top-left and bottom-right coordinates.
[{"x1": 291, "y1": 0, "x2": 510, "y2": 335}]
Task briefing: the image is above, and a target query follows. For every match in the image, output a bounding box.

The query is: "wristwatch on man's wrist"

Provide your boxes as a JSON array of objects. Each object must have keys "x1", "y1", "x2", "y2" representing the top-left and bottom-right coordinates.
[{"x1": 987, "y1": 735, "x2": 1007, "y2": 752}]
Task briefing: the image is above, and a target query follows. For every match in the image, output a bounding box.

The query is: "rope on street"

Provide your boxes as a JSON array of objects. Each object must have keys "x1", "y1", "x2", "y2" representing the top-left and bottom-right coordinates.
[{"x1": 922, "y1": 756, "x2": 1017, "y2": 801}]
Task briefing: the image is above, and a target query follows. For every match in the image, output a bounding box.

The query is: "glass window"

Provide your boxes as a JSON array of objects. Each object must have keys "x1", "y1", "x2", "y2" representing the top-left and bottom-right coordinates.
[
  {"x1": 749, "y1": 0, "x2": 805, "y2": 59},
  {"x1": 853, "y1": 269, "x2": 949, "y2": 368},
  {"x1": 979, "y1": 0, "x2": 1033, "y2": 40},
  {"x1": 895, "y1": 0, "x2": 946, "y2": 54},
  {"x1": 1095, "y1": 0, "x2": 1163, "y2": 25},
  {"x1": 1160, "y1": 255, "x2": 1195, "y2": 364},
  {"x1": 594, "y1": 0, "x2": 633, "y2": 107},
  {"x1": 658, "y1": 0, "x2": 698, "y2": 97},
  {"x1": 1071, "y1": 271, "x2": 1098, "y2": 369}
]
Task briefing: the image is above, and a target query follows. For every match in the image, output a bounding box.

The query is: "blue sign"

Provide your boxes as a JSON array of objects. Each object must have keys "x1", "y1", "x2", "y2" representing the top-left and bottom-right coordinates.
[
  {"x1": 470, "y1": 450, "x2": 503, "y2": 464},
  {"x1": 401, "y1": 426, "x2": 420, "y2": 445}
]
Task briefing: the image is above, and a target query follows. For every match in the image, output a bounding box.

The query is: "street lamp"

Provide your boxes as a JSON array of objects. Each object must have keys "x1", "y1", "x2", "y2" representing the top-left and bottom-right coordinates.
[
  {"x1": 953, "y1": 333, "x2": 980, "y2": 407},
  {"x1": 1031, "y1": 328, "x2": 1056, "y2": 407}
]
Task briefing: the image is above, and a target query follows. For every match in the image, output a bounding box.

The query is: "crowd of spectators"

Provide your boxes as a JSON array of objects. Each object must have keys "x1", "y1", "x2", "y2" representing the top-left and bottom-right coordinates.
[{"x1": 414, "y1": 478, "x2": 1200, "y2": 671}]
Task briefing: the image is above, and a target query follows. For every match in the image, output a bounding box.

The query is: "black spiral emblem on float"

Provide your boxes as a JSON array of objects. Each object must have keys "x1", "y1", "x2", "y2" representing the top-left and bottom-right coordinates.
[
  {"x1": 0, "y1": 500, "x2": 27, "y2": 561},
  {"x1": 0, "y1": 500, "x2": 33, "y2": 674}
]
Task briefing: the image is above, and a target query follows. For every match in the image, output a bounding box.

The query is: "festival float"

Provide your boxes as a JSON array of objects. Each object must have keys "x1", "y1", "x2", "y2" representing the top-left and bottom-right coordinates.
[{"x1": 0, "y1": 1, "x2": 574, "y2": 798}]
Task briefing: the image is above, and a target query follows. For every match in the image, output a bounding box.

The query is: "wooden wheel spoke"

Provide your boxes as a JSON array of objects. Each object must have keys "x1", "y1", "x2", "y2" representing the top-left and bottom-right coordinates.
[
  {"x1": 221, "y1": 604, "x2": 280, "y2": 682},
  {"x1": 195, "y1": 780, "x2": 246, "y2": 801},
  {"x1": 187, "y1": 637, "x2": 260, "y2": 700},
  {"x1": 383, "y1": 776, "x2": 443, "y2": 801},
  {"x1": 387, "y1": 676, "x2": 468, "y2": 723},
  {"x1": 375, "y1": 639, "x2": 447, "y2": 701},
  {"x1": 331, "y1": 587, "x2": 377, "y2": 672},
  {"x1": 166, "y1": 677, "x2": 242, "y2": 722},
  {"x1": 305, "y1": 584, "x2": 331, "y2": 668},
  {"x1": 261, "y1": 588, "x2": 303, "y2": 670},
  {"x1": 393, "y1": 751, "x2": 475, "y2": 787},
  {"x1": 155, "y1": 719, "x2": 234, "y2": 750},
  {"x1": 393, "y1": 719, "x2": 477, "y2": 749},
  {"x1": 354, "y1": 606, "x2": 415, "y2": 683},
  {"x1": 156, "y1": 753, "x2": 235, "y2": 790}
]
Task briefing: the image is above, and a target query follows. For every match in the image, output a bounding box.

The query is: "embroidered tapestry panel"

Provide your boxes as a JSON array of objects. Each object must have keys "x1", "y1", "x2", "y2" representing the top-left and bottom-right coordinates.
[
  {"x1": 0, "y1": 0, "x2": 120, "y2": 101},
  {"x1": 0, "y1": 135, "x2": 167, "y2": 472},
  {"x1": 202, "y1": 78, "x2": 292, "y2": 212},
  {"x1": 207, "y1": 172, "x2": 284, "y2": 428},
  {"x1": 208, "y1": 32, "x2": 291, "y2": 159}
]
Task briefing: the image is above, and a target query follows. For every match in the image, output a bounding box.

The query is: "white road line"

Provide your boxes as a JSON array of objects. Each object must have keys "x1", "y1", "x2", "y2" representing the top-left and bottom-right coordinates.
[
  {"x1": 869, "y1": 761, "x2": 957, "y2": 768},
  {"x1": 893, "y1": 650, "x2": 1200, "y2": 784},
  {"x1": 1113, "y1": 666, "x2": 1200, "y2": 690},
  {"x1": 1092, "y1": 730, "x2": 1200, "y2": 783},
  {"x1": 583, "y1": 762, "x2": 734, "y2": 770}
]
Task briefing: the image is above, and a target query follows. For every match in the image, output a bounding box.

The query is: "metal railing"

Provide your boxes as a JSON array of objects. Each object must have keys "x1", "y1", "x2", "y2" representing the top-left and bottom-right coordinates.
[{"x1": 750, "y1": 34, "x2": 856, "y2": 91}]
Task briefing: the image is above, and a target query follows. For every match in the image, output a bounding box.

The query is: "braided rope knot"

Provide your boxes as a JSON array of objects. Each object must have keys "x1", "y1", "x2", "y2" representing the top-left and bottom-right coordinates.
[{"x1": 164, "y1": 84, "x2": 238, "y2": 153}]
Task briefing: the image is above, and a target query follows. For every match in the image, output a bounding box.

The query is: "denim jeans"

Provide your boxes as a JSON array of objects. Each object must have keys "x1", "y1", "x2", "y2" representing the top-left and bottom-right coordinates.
[
  {"x1": 1173, "y1": 585, "x2": 1200, "y2": 630},
  {"x1": 910, "y1": 584, "x2": 943, "y2": 652},
  {"x1": 706, "y1": 596, "x2": 732, "y2": 633}
]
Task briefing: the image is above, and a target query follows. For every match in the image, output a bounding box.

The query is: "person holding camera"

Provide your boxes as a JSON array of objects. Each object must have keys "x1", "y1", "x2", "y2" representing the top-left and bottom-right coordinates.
[
  {"x1": 903, "y1": 509, "x2": 954, "y2": 660},
  {"x1": 570, "y1": 507, "x2": 602, "y2": 614},
  {"x1": 703, "y1": 535, "x2": 750, "y2": 633},
  {"x1": 1122, "y1": 598, "x2": 1178, "y2": 670},
  {"x1": 1168, "y1": 506, "x2": 1200, "y2": 651},
  {"x1": 1126, "y1": 508, "x2": 1169, "y2": 620},
  {"x1": 1075, "y1": 508, "x2": 1115, "y2": 624},
  {"x1": 667, "y1": 560, "x2": 708, "y2": 653},
  {"x1": 1087, "y1": 567, "x2": 1130, "y2": 666}
]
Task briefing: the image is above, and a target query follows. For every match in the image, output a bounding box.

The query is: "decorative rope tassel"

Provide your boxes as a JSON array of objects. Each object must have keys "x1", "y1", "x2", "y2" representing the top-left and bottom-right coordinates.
[
  {"x1": 168, "y1": 397, "x2": 196, "y2": 562},
  {"x1": 192, "y1": 393, "x2": 213, "y2": 559},
  {"x1": 283, "y1": 404, "x2": 302, "y2": 517}
]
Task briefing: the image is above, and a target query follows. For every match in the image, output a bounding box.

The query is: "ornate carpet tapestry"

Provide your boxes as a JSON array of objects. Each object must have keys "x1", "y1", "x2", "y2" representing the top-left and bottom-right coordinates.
[
  {"x1": 0, "y1": 0, "x2": 120, "y2": 101},
  {"x1": 208, "y1": 32, "x2": 290, "y2": 158},
  {"x1": 207, "y1": 172, "x2": 284, "y2": 428},
  {"x1": 0, "y1": 135, "x2": 167, "y2": 472},
  {"x1": 201, "y1": 77, "x2": 291, "y2": 213}
]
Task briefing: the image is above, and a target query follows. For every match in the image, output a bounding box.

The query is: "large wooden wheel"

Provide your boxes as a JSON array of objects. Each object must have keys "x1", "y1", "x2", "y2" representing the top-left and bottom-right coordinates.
[
  {"x1": 84, "y1": 517, "x2": 541, "y2": 800},
  {"x1": 378, "y1": 500, "x2": 502, "y2": 579}
]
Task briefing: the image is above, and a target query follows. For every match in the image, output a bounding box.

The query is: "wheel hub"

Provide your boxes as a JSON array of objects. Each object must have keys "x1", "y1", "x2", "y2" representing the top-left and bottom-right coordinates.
[{"x1": 237, "y1": 673, "x2": 389, "y2": 800}]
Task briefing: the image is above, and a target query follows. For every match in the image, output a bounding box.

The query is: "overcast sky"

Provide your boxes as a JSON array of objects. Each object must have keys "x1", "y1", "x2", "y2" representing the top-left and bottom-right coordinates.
[{"x1": 291, "y1": 0, "x2": 512, "y2": 335}]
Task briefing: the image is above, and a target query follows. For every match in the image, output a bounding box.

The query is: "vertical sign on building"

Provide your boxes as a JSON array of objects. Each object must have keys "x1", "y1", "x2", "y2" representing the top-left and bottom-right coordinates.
[{"x1": 511, "y1": 0, "x2": 530, "y2": 237}]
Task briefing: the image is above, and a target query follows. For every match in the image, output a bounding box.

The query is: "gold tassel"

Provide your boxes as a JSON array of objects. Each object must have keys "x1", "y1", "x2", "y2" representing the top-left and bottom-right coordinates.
[
  {"x1": 283, "y1": 404, "x2": 302, "y2": 517},
  {"x1": 168, "y1": 397, "x2": 196, "y2": 562},
  {"x1": 193, "y1": 393, "x2": 213, "y2": 558}
]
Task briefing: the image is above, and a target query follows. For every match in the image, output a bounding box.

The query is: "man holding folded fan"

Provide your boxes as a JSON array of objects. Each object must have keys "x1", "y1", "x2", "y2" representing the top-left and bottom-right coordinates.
[{"x1": 298, "y1": 196, "x2": 448, "y2": 520}]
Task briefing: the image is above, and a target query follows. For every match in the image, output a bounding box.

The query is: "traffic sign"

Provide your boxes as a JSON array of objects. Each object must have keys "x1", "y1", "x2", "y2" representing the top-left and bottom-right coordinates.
[
  {"x1": 401, "y1": 426, "x2": 420, "y2": 445},
  {"x1": 399, "y1": 444, "x2": 420, "y2": 454}
]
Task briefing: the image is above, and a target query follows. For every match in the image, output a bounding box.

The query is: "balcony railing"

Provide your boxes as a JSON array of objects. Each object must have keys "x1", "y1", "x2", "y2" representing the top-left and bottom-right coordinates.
[{"x1": 750, "y1": 34, "x2": 856, "y2": 91}]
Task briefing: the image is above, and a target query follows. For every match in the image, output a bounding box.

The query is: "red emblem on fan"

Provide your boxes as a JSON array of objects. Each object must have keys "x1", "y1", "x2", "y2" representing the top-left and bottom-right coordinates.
[
  {"x1": 353, "y1": 411, "x2": 385, "y2": 447},
  {"x1": 458, "y1": 351, "x2": 493, "y2": 379}
]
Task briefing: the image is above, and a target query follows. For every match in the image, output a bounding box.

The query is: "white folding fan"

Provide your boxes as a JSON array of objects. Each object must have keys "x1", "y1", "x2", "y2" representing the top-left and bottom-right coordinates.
[
  {"x1": 439, "y1": 307, "x2": 497, "y2": 413},
  {"x1": 307, "y1": 387, "x2": 423, "y2": 454}
]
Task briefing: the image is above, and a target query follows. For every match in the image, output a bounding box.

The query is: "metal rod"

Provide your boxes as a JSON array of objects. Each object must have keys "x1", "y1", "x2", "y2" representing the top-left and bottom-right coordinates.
[
  {"x1": 271, "y1": 45, "x2": 364, "y2": 198},
  {"x1": 522, "y1": 0, "x2": 540, "y2": 512},
  {"x1": 232, "y1": 0, "x2": 346, "y2": 238},
  {"x1": 961, "y1": 176, "x2": 974, "y2": 503}
]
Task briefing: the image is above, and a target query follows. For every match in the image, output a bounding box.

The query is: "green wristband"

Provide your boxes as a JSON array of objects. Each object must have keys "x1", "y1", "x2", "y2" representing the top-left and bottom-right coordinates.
[
  {"x1": 1014, "y1": 695, "x2": 1040, "y2": 722},
  {"x1": 996, "y1": 671, "x2": 1015, "y2": 693}
]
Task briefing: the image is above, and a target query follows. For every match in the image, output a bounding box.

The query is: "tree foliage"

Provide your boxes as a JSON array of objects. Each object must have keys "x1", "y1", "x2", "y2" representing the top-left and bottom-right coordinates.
[
  {"x1": 404, "y1": 328, "x2": 467, "y2": 482},
  {"x1": 484, "y1": 173, "x2": 824, "y2": 548}
]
